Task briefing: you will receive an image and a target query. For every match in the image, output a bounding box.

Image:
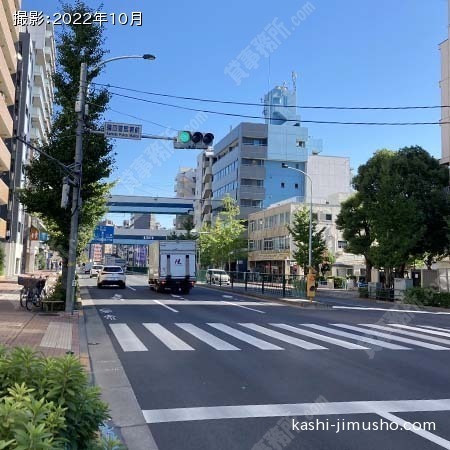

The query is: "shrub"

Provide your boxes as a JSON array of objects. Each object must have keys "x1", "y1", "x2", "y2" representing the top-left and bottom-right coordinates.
[
  {"x1": 403, "y1": 287, "x2": 450, "y2": 308},
  {"x1": 333, "y1": 277, "x2": 346, "y2": 289},
  {"x1": 358, "y1": 287, "x2": 369, "y2": 298},
  {"x1": 0, "y1": 347, "x2": 109, "y2": 449}
]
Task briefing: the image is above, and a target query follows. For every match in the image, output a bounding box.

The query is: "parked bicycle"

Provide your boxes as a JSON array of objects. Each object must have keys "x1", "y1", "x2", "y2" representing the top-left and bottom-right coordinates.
[{"x1": 18, "y1": 275, "x2": 48, "y2": 311}]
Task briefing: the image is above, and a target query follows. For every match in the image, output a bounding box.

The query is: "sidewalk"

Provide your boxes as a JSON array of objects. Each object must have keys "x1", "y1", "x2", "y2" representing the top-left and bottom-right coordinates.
[{"x1": 0, "y1": 274, "x2": 88, "y2": 370}]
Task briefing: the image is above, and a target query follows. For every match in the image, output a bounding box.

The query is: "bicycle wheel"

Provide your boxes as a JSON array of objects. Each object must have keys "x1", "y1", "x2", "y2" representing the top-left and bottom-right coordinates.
[
  {"x1": 26, "y1": 293, "x2": 39, "y2": 311},
  {"x1": 19, "y1": 288, "x2": 28, "y2": 308}
]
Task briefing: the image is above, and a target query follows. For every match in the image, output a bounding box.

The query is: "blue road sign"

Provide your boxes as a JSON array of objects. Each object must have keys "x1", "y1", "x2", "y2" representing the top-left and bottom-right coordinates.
[{"x1": 91, "y1": 225, "x2": 114, "y2": 244}]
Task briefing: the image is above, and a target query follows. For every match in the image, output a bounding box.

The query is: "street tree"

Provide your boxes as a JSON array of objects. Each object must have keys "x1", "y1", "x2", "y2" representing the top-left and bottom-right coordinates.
[
  {"x1": 335, "y1": 193, "x2": 375, "y2": 282},
  {"x1": 337, "y1": 146, "x2": 450, "y2": 286},
  {"x1": 19, "y1": 1, "x2": 114, "y2": 288},
  {"x1": 167, "y1": 215, "x2": 197, "y2": 240},
  {"x1": 198, "y1": 196, "x2": 247, "y2": 269},
  {"x1": 287, "y1": 207, "x2": 327, "y2": 274}
]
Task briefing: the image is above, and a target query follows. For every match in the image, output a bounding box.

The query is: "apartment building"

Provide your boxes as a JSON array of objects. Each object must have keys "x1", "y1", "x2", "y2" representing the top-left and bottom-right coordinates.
[
  {"x1": 0, "y1": 0, "x2": 21, "y2": 242},
  {"x1": 194, "y1": 150, "x2": 215, "y2": 230},
  {"x1": 4, "y1": 22, "x2": 55, "y2": 275},
  {"x1": 247, "y1": 196, "x2": 365, "y2": 276},
  {"x1": 441, "y1": 0, "x2": 450, "y2": 165},
  {"x1": 174, "y1": 167, "x2": 195, "y2": 229}
]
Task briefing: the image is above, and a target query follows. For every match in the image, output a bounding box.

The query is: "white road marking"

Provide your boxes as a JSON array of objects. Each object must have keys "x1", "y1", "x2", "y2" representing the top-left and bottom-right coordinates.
[
  {"x1": 143, "y1": 324, "x2": 194, "y2": 351},
  {"x1": 176, "y1": 324, "x2": 240, "y2": 351},
  {"x1": 127, "y1": 285, "x2": 137, "y2": 291},
  {"x1": 332, "y1": 306, "x2": 450, "y2": 315},
  {"x1": 171, "y1": 294, "x2": 181, "y2": 298},
  {"x1": 142, "y1": 398, "x2": 450, "y2": 424},
  {"x1": 302, "y1": 324, "x2": 410, "y2": 350},
  {"x1": 422, "y1": 325, "x2": 450, "y2": 333},
  {"x1": 240, "y1": 324, "x2": 327, "y2": 350},
  {"x1": 222, "y1": 295, "x2": 234, "y2": 299},
  {"x1": 207, "y1": 323, "x2": 283, "y2": 350},
  {"x1": 85, "y1": 299, "x2": 279, "y2": 307},
  {"x1": 109, "y1": 324, "x2": 147, "y2": 352},
  {"x1": 271, "y1": 324, "x2": 370, "y2": 350},
  {"x1": 153, "y1": 299, "x2": 178, "y2": 313},
  {"x1": 221, "y1": 300, "x2": 265, "y2": 314},
  {"x1": 361, "y1": 324, "x2": 450, "y2": 346},
  {"x1": 377, "y1": 411, "x2": 450, "y2": 450},
  {"x1": 394, "y1": 324, "x2": 450, "y2": 338},
  {"x1": 334, "y1": 324, "x2": 449, "y2": 350}
]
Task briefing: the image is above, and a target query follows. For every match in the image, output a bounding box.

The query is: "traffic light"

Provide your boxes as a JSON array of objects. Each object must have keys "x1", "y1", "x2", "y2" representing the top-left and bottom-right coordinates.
[{"x1": 174, "y1": 131, "x2": 214, "y2": 149}]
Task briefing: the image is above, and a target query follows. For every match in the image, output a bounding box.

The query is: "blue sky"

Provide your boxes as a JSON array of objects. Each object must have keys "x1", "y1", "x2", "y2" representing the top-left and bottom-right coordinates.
[{"x1": 27, "y1": 0, "x2": 448, "y2": 227}]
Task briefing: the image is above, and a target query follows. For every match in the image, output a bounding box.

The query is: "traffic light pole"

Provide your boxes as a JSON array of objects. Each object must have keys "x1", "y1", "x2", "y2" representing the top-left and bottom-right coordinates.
[{"x1": 65, "y1": 62, "x2": 87, "y2": 313}]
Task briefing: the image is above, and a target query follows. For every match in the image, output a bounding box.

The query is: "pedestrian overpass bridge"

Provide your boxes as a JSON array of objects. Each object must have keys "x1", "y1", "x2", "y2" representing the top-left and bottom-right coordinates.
[{"x1": 107, "y1": 195, "x2": 194, "y2": 214}]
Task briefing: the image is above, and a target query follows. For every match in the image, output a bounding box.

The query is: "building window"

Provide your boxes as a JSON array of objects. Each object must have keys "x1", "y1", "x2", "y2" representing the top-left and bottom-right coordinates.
[
  {"x1": 338, "y1": 240, "x2": 348, "y2": 249},
  {"x1": 296, "y1": 140, "x2": 306, "y2": 148},
  {"x1": 281, "y1": 182, "x2": 285, "y2": 188},
  {"x1": 294, "y1": 183, "x2": 299, "y2": 189},
  {"x1": 248, "y1": 240, "x2": 255, "y2": 251},
  {"x1": 243, "y1": 137, "x2": 268, "y2": 146},
  {"x1": 241, "y1": 199, "x2": 263, "y2": 208},
  {"x1": 242, "y1": 158, "x2": 264, "y2": 166},
  {"x1": 263, "y1": 238, "x2": 273, "y2": 251},
  {"x1": 249, "y1": 220, "x2": 256, "y2": 232},
  {"x1": 325, "y1": 214, "x2": 332, "y2": 221},
  {"x1": 241, "y1": 178, "x2": 264, "y2": 187}
]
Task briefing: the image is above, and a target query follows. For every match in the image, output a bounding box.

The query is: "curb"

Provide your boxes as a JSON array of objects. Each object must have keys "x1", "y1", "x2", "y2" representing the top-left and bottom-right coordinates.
[{"x1": 81, "y1": 287, "x2": 160, "y2": 450}]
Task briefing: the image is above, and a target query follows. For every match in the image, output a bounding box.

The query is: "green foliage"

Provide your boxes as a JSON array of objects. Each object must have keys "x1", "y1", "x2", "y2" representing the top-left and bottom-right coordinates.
[
  {"x1": 0, "y1": 347, "x2": 109, "y2": 449},
  {"x1": 358, "y1": 287, "x2": 369, "y2": 298},
  {"x1": 36, "y1": 250, "x2": 47, "y2": 271},
  {"x1": 337, "y1": 146, "x2": 450, "y2": 285},
  {"x1": 403, "y1": 287, "x2": 450, "y2": 308},
  {"x1": 287, "y1": 207, "x2": 327, "y2": 273},
  {"x1": 0, "y1": 244, "x2": 4, "y2": 276},
  {"x1": 19, "y1": 1, "x2": 114, "y2": 262},
  {"x1": 0, "y1": 383, "x2": 66, "y2": 449},
  {"x1": 331, "y1": 276, "x2": 346, "y2": 289},
  {"x1": 167, "y1": 216, "x2": 197, "y2": 240},
  {"x1": 199, "y1": 196, "x2": 247, "y2": 268}
]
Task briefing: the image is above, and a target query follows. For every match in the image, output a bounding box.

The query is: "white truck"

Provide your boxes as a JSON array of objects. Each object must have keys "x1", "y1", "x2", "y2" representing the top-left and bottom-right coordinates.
[{"x1": 148, "y1": 240, "x2": 196, "y2": 294}]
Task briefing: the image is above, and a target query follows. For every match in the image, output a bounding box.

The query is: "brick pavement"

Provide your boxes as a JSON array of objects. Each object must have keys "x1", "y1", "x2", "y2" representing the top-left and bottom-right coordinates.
[{"x1": 0, "y1": 274, "x2": 88, "y2": 368}]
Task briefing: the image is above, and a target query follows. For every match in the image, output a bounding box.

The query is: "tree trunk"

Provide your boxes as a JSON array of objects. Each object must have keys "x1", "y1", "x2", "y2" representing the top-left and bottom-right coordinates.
[
  {"x1": 61, "y1": 257, "x2": 68, "y2": 296},
  {"x1": 365, "y1": 259, "x2": 372, "y2": 283}
]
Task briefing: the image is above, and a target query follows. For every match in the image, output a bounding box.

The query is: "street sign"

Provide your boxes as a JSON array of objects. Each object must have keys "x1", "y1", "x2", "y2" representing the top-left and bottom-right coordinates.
[
  {"x1": 104, "y1": 122, "x2": 142, "y2": 140},
  {"x1": 30, "y1": 226, "x2": 39, "y2": 241},
  {"x1": 91, "y1": 225, "x2": 114, "y2": 244}
]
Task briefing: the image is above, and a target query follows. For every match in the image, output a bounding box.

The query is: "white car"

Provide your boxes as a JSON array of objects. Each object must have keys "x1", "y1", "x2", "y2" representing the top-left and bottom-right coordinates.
[
  {"x1": 206, "y1": 269, "x2": 231, "y2": 285},
  {"x1": 97, "y1": 266, "x2": 126, "y2": 289},
  {"x1": 89, "y1": 264, "x2": 103, "y2": 278}
]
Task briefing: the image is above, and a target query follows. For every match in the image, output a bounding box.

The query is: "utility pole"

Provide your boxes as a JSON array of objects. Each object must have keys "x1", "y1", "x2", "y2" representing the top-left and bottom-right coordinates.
[{"x1": 65, "y1": 62, "x2": 87, "y2": 313}]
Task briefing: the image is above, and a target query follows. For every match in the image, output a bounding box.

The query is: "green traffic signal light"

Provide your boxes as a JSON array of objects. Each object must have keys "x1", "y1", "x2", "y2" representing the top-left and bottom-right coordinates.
[{"x1": 178, "y1": 131, "x2": 191, "y2": 143}]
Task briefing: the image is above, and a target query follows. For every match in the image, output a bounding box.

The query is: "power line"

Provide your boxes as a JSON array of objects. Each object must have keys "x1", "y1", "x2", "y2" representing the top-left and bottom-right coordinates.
[
  {"x1": 104, "y1": 90, "x2": 445, "y2": 126},
  {"x1": 92, "y1": 81, "x2": 446, "y2": 111}
]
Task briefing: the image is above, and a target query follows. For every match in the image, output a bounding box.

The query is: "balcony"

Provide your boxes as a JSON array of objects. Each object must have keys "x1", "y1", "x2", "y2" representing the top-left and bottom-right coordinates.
[
  {"x1": 202, "y1": 198, "x2": 212, "y2": 214},
  {"x1": 240, "y1": 165, "x2": 265, "y2": 179},
  {"x1": 0, "y1": 218, "x2": 6, "y2": 239},
  {"x1": 203, "y1": 165, "x2": 212, "y2": 182},
  {"x1": 32, "y1": 86, "x2": 45, "y2": 111},
  {"x1": 0, "y1": 10, "x2": 16, "y2": 71},
  {"x1": 31, "y1": 106, "x2": 46, "y2": 137},
  {"x1": 0, "y1": 178, "x2": 9, "y2": 205},
  {"x1": 0, "y1": 48, "x2": 14, "y2": 105},
  {"x1": 4, "y1": 0, "x2": 19, "y2": 42},
  {"x1": 0, "y1": 138, "x2": 10, "y2": 172},
  {"x1": 0, "y1": 95, "x2": 13, "y2": 137}
]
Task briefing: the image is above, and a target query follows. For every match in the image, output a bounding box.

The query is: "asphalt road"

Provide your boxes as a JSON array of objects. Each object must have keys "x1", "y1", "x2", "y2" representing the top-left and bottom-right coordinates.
[{"x1": 81, "y1": 274, "x2": 450, "y2": 450}]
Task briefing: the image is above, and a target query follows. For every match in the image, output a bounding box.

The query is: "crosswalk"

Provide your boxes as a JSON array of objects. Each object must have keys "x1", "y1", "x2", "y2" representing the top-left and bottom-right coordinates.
[{"x1": 108, "y1": 322, "x2": 450, "y2": 353}]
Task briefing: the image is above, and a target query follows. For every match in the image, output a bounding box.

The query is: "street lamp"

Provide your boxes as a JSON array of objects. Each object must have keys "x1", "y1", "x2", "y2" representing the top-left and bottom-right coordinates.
[
  {"x1": 282, "y1": 163, "x2": 313, "y2": 270},
  {"x1": 65, "y1": 54, "x2": 156, "y2": 313}
]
